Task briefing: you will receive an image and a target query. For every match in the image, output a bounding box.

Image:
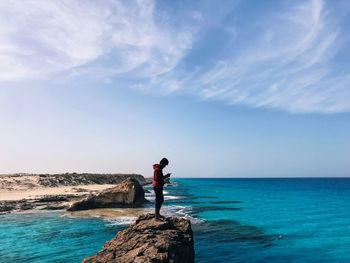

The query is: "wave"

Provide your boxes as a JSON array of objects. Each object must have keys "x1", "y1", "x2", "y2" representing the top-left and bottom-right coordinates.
[
  {"x1": 102, "y1": 205, "x2": 204, "y2": 226},
  {"x1": 106, "y1": 216, "x2": 138, "y2": 226},
  {"x1": 145, "y1": 190, "x2": 184, "y2": 202},
  {"x1": 165, "y1": 195, "x2": 184, "y2": 200},
  {"x1": 161, "y1": 205, "x2": 205, "y2": 224}
]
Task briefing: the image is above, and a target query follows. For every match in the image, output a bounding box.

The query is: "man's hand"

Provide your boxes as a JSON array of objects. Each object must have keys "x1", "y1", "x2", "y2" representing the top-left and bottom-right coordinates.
[{"x1": 165, "y1": 173, "x2": 171, "y2": 178}]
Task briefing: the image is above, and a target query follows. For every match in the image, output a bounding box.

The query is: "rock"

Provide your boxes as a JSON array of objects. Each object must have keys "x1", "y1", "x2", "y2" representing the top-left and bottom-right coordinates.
[
  {"x1": 41, "y1": 203, "x2": 68, "y2": 210},
  {"x1": 0, "y1": 173, "x2": 146, "y2": 190},
  {"x1": 19, "y1": 202, "x2": 35, "y2": 210},
  {"x1": 67, "y1": 178, "x2": 147, "y2": 211},
  {"x1": 82, "y1": 214, "x2": 195, "y2": 263},
  {"x1": 0, "y1": 202, "x2": 15, "y2": 212},
  {"x1": 72, "y1": 187, "x2": 91, "y2": 192},
  {"x1": 0, "y1": 174, "x2": 148, "y2": 214},
  {"x1": 37, "y1": 173, "x2": 147, "y2": 187},
  {"x1": 35, "y1": 195, "x2": 70, "y2": 202}
]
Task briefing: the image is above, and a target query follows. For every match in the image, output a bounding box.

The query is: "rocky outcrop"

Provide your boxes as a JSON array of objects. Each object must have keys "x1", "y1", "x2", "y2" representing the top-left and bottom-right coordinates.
[
  {"x1": 37, "y1": 173, "x2": 147, "y2": 187},
  {"x1": 0, "y1": 194, "x2": 80, "y2": 214},
  {"x1": 82, "y1": 214, "x2": 195, "y2": 263},
  {"x1": 67, "y1": 178, "x2": 147, "y2": 211},
  {"x1": 0, "y1": 173, "x2": 146, "y2": 190}
]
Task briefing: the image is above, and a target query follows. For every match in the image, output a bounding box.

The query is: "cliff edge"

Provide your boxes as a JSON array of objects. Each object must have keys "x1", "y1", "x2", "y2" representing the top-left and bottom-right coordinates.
[{"x1": 82, "y1": 214, "x2": 195, "y2": 263}]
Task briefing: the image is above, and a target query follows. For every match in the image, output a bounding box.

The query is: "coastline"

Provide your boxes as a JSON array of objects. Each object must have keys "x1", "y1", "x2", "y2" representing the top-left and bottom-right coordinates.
[
  {"x1": 0, "y1": 173, "x2": 150, "y2": 214},
  {"x1": 0, "y1": 184, "x2": 117, "y2": 201}
]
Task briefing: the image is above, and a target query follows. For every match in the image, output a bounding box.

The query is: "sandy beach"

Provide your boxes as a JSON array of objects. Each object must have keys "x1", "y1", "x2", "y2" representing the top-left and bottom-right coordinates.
[{"x1": 0, "y1": 184, "x2": 117, "y2": 201}]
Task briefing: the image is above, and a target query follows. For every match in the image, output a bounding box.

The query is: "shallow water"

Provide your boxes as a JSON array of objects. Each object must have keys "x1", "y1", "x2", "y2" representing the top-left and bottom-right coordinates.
[{"x1": 1, "y1": 178, "x2": 350, "y2": 262}]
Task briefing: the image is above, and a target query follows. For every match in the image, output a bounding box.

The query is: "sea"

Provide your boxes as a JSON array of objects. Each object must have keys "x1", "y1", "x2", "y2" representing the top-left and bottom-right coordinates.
[{"x1": 1, "y1": 178, "x2": 350, "y2": 263}]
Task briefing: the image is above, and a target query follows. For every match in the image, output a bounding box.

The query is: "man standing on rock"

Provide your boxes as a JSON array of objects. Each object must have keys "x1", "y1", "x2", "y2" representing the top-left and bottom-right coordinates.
[{"x1": 153, "y1": 158, "x2": 171, "y2": 220}]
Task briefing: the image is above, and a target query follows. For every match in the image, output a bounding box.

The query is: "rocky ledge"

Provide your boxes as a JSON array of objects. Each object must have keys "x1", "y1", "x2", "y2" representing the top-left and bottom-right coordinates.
[
  {"x1": 68, "y1": 178, "x2": 147, "y2": 211},
  {"x1": 83, "y1": 214, "x2": 195, "y2": 263}
]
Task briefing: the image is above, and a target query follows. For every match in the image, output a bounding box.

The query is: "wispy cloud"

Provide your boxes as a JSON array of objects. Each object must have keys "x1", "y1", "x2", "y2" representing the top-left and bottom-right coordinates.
[
  {"x1": 0, "y1": 0, "x2": 197, "y2": 81},
  {"x1": 167, "y1": 0, "x2": 349, "y2": 113},
  {"x1": 0, "y1": 0, "x2": 349, "y2": 113}
]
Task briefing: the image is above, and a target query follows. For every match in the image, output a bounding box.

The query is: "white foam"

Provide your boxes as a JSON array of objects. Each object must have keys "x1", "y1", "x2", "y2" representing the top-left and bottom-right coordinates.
[
  {"x1": 145, "y1": 196, "x2": 155, "y2": 202},
  {"x1": 164, "y1": 195, "x2": 183, "y2": 200},
  {"x1": 102, "y1": 205, "x2": 204, "y2": 226},
  {"x1": 146, "y1": 195, "x2": 183, "y2": 202},
  {"x1": 106, "y1": 216, "x2": 137, "y2": 226},
  {"x1": 161, "y1": 205, "x2": 205, "y2": 225}
]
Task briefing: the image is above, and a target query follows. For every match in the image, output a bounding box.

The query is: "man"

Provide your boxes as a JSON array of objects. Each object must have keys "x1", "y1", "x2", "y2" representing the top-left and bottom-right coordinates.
[{"x1": 153, "y1": 158, "x2": 171, "y2": 220}]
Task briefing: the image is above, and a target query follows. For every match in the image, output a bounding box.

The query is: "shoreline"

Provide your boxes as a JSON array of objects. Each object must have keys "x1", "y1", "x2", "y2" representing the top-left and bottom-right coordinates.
[
  {"x1": 0, "y1": 173, "x2": 151, "y2": 215},
  {"x1": 0, "y1": 184, "x2": 117, "y2": 201}
]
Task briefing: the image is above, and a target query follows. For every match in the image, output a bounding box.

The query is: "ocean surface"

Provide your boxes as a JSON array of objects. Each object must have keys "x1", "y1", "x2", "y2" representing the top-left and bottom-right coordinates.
[{"x1": 1, "y1": 178, "x2": 350, "y2": 262}]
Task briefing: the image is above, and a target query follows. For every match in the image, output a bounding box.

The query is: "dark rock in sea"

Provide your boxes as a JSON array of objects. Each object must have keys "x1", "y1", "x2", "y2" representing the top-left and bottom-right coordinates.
[
  {"x1": 193, "y1": 219, "x2": 281, "y2": 245},
  {"x1": 42, "y1": 203, "x2": 68, "y2": 210},
  {"x1": 19, "y1": 202, "x2": 35, "y2": 210},
  {"x1": 35, "y1": 195, "x2": 70, "y2": 202},
  {"x1": 82, "y1": 214, "x2": 195, "y2": 263},
  {"x1": 67, "y1": 178, "x2": 148, "y2": 211},
  {"x1": 0, "y1": 202, "x2": 15, "y2": 212}
]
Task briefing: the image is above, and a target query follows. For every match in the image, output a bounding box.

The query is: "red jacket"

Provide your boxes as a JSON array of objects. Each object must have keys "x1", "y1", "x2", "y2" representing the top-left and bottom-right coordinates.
[{"x1": 153, "y1": 164, "x2": 164, "y2": 187}]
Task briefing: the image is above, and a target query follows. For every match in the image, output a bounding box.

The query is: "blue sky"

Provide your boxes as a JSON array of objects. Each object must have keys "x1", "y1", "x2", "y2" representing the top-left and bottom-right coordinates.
[{"x1": 0, "y1": 0, "x2": 349, "y2": 177}]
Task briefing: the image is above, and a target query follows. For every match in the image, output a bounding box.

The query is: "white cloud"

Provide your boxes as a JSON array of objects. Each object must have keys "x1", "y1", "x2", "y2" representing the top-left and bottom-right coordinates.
[
  {"x1": 158, "y1": 0, "x2": 349, "y2": 113},
  {"x1": 0, "y1": 0, "x2": 348, "y2": 114},
  {"x1": 0, "y1": 0, "x2": 106, "y2": 80},
  {"x1": 0, "y1": 0, "x2": 196, "y2": 81}
]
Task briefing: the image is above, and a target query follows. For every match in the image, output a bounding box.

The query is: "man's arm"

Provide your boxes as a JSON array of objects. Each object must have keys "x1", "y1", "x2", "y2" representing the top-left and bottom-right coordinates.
[{"x1": 163, "y1": 173, "x2": 171, "y2": 178}]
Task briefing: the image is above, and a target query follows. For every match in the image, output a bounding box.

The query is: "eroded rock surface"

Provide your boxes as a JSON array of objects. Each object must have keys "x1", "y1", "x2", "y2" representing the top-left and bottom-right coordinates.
[
  {"x1": 67, "y1": 178, "x2": 147, "y2": 211},
  {"x1": 83, "y1": 214, "x2": 195, "y2": 263}
]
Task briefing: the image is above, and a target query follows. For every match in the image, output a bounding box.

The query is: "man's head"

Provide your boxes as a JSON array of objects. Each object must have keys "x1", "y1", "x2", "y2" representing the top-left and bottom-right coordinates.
[{"x1": 160, "y1": 157, "x2": 169, "y2": 168}]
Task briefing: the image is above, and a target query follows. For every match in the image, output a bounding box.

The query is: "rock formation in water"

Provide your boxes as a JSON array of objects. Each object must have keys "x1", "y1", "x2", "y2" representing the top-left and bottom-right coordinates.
[
  {"x1": 82, "y1": 214, "x2": 195, "y2": 263},
  {"x1": 67, "y1": 178, "x2": 147, "y2": 211}
]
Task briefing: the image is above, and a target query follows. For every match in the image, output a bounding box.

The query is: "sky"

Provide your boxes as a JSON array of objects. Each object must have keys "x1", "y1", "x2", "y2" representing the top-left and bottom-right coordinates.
[{"x1": 0, "y1": 0, "x2": 349, "y2": 177}]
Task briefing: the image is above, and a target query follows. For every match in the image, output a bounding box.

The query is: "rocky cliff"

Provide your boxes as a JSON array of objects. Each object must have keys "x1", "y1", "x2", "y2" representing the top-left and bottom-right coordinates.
[
  {"x1": 68, "y1": 178, "x2": 147, "y2": 211},
  {"x1": 82, "y1": 214, "x2": 195, "y2": 263}
]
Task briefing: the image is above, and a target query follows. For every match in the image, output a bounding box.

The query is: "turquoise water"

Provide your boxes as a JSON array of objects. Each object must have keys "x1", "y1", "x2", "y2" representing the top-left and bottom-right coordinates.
[
  {"x1": 173, "y1": 178, "x2": 350, "y2": 262},
  {"x1": 1, "y1": 178, "x2": 350, "y2": 262},
  {"x1": 0, "y1": 211, "x2": 123, "y2": 262}
]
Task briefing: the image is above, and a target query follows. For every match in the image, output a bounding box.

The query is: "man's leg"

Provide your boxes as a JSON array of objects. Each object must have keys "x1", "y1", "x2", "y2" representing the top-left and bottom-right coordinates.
[
  {"x1": 158, "y1": 188, "x2": 164, "y2": 217},
  {"x1": 154, "y1": 187, "x2": 162, "y2": 219},
  {"x1": 155, "y1": 207, "x2": 160, "y2": 218}
]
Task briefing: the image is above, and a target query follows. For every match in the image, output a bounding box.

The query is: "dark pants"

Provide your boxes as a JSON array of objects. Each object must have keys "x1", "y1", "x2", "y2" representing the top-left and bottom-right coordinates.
[{"x1": 154, "y1": 186, "x2": 164, "y2": 209}]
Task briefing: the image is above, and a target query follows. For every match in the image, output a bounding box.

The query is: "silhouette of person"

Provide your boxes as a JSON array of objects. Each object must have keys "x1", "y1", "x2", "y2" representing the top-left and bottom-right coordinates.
[{"x1": 153, "y1": 158, "x2": 171, "y2": 220}]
